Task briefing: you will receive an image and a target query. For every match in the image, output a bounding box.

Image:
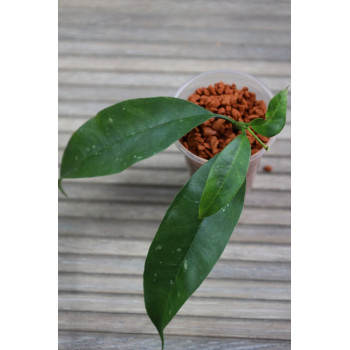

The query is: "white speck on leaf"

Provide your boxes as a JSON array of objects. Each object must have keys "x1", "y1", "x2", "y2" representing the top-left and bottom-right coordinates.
[
  {"x1": 155, "y1": 245, "x2": 162, "y2": 251},
  {"x1": 108, "y1": 117, "x2": 113, "y2": 123},
  {"x1": 184, "y1": 259, "x2": 188, "y2": 270},
  {"x1": 170, "y1": 280, "x2": 174, "y2": 285},
  {"x1": 176, "y1": 248, "x2": 182, "y2": 252}
]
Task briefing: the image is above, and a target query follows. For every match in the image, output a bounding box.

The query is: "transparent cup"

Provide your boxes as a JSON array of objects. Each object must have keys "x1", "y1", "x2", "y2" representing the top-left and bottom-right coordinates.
[{"x1": 174, "y1": 69, "x2": 275, "y2": 192}]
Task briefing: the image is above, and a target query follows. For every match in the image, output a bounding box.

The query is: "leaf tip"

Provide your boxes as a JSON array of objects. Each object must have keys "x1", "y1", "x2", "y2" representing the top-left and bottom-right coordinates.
[{"x1": 58, "y1": 178, "x2": 68, "y2": 197}]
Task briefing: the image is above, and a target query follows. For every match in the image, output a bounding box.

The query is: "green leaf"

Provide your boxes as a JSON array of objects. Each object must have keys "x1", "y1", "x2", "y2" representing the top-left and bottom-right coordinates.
[
  {"x1": 143, "y1": 155, "x2": 246, "y2": 349},
  {"x1": 198, "y1": 132, "x2": 250, "y2": 218},
  {"x1": 249, "y1": 88, "x2": 288, "y2": 137},
  {"x1": 59, "y1": 97, "x2": 213, "y2": 179}
]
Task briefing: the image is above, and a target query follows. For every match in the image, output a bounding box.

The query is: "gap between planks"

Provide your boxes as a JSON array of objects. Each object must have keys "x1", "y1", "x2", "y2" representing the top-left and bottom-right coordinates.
[
  {"x1": 58, "y1": 254, "x2": 291, "y2": 282},
  {"x1": 58, "y1": 311, "x2": 291, "y2": 340},
  {"x1": 58, "y1": 235, "x2": 290, "y2": 263},
  {"x1": 58, "y1": 272, "x2": 290, "y2": 301},
  {"x1": 58, "y1": 330, "x2": 291, "y2": 350}
]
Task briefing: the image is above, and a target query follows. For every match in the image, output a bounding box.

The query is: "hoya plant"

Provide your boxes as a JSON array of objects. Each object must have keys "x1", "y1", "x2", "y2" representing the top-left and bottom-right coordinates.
[{"x1": 59, "y1": 88, "x2": 288, "y2": 349}]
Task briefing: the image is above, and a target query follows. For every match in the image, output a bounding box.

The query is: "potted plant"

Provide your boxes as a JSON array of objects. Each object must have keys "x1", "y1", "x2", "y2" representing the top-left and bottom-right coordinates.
[{"x1": 58, "y1": 71, "x2": 288, "y2": 349}]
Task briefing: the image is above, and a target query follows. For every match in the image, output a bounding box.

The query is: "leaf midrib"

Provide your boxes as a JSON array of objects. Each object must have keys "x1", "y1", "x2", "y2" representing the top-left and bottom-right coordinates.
[{"x1": 200, "y1": 140, "x2": 243, "y2": 216}]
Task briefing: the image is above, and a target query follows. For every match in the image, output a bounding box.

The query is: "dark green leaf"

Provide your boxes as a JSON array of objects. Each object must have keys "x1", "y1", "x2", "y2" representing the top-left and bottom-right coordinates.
[
  {"x1": 198, "y1": 132, "x2": 250, "y2": 218},
  {"x1": 249, "y1": 88, "x2": 288, "y2": 137},
  {"x1": 59, "y1": 97, "x2": 213, "y2": 179},
  {"x1": 143, "y1": 155, "x2": 246, "y2": 349}
]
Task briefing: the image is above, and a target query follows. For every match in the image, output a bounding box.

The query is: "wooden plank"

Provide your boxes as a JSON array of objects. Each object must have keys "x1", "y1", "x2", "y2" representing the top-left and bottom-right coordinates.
[
  {"x1": 57, "y1": 182, "x2": 290, "y2": 207},
  {"x1": 56, "y1": 151, "x2": 290, "y2": 173},
  {"x1": 59, "y1": 0, "x2": 291, "y2": 18},
  {"x1": 58, "y1": 292, "x2": 290, "y2": 320},
  {"x1": 58, "y1": 200, "x2": 290, "y2": 225},
  {"x1": 58, "y1": 40, "x2": 290, "y2": 61},
  {"x1": 58, "y1": 273, "x2": 291, "y2": 300},
  {"x1": 58, "y1": 255, "x2": 291, "y2": 281},
  {"x1": 58, "y1": 71, "x2": 291, "y2": 91},
  {"x1": 58, "y1": 56, "x2": 291, "y2": 76},
  {"x1": 58, "y1": 168, "x2": 291, "y2": 191},
  {"x1": 58, "y1": 25, "x2": 290, "y2": 46},
  {"x1": 58, "y1": 331, "x2": 291, "y2": 350},
  {"x1": 58, "y1": 236, "x2": 290, "y2": 263},
  {"x1": 58, "y1": 311, "x2": 291, "y2": 340},
  {"x1": 57, "y1": 85, "x2": 292, "y2": 108},
  {"x1": 58, "y1": 217, "x2": 291, "y2": 244}
]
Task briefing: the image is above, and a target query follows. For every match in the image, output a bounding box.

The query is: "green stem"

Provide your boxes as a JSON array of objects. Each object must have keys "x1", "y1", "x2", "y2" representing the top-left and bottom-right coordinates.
[
  {"x1": 247, "y1": 127, "x2": 269, "y2": 151},
  {"x1": 214, "y1": 114, "x2": 245, "y2": 131}
]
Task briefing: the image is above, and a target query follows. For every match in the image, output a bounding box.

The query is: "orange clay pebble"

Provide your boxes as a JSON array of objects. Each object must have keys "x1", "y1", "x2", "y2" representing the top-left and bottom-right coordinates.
[
  {"x1": 263, "y1": 165, "x2": 273, "y2": 172},
  {"x1": 179, "y1": 81, "x2": 270, "y2": 160}
]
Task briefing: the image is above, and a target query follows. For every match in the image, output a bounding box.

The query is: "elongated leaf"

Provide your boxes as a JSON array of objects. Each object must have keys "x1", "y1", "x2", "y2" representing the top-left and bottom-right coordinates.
[
  {"x1": 143, "y1": 155, "x2": 246, "y2": 349},
  {"x1": 249, "y1": 88, "x2": 288, "y2": 137},
  {"x1": 59, "y1": 97, "x2": 213, "y2": 179},
  {"x1": 198, "y1": 132, "x2": 250, "y2": 218}
]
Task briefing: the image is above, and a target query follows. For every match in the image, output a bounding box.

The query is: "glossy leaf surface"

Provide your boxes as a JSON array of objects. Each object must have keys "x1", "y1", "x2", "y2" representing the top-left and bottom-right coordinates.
[
  {"x1": 143, "y1": 156, "x2": 246, "y2": 349},
  {"x1": 59, "y1": 97, "x2": 213, "y2": 179},
  {"x1": 249, "y1": 88, "x2": 288, "y2": 137},
  {"x1": 198, "y1": 132, "x2": 250, "y2": 218}
]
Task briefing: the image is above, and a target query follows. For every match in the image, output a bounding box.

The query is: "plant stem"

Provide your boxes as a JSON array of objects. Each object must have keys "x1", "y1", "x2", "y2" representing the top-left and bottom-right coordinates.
[
  {"x1": 247, "y1": 127, "x2": 269, "y2": 150},
  {"x1": 214, "y1": 114, "x2": 245, "y2": 131}
]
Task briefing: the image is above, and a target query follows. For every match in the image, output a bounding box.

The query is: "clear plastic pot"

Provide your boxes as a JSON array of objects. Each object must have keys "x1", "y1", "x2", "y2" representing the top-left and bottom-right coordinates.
[{"x1": 174, "y1": 69, "x2": 275, "y2": 192}]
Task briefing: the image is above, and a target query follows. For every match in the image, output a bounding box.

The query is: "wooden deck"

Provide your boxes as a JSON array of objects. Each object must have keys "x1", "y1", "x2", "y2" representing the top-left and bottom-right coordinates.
[{"x1": 58, "y1": 0, "x2": 291, "y2": 349}]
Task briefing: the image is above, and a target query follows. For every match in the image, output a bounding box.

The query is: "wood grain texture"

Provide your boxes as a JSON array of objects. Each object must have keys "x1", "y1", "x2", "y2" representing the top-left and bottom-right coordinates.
[
  {"x1": 59, "y1": 217, "x2": 291, "y2": 244},
  {"x1": 58, "y1": 0, "x2": 291, "y2": 347},
  {"x1": 58, "y1": 292, "x2": 290, "y2": 319},
  {"x1": 58, "y1": 236, "x2": 290, "y2": 262},
  {"x1": 58, "y1": 255, "x2": 291, "y2": 281},
  {"x1": 58, "y1": 273, "x2": 291, "y2": 300},
  {"x1": 59, "y1": 331, "x2": 291, "y2": 350},
  {"x1": 58, "y1": 311, "x2": 291, "y2": 339}
]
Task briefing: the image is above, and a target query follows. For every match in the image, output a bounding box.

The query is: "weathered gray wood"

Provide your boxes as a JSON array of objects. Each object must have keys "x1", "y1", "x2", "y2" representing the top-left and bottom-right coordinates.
[
  {"x1": 60, "y1": 0, "x2": 290, "y2": 18},
  {"x1": 58, "y1": 292, "x2": 290, "y2": 319},
  {"x1": 58, "y1": 273, "x2": 290, "y2": 300},
  {"x1": 57, "y1": 182, "x2": 290, "y2": 207},
  {"x1": 58, "y1": 255, "x2": 291, "y2": 281},
  {"x1": 58, "y1": 0, "x2": 291, "y2": 345},
  {"x1": 58, "y1": 200, "x2": 291, "y2": 225},
  {"x1": 58, "y1": 56, "x2": 291, "y2": 76},
  {"x1": 59, "y1": 25, "x2": 290, "y2": 46},
  {"x1": 58, "y1": 331, "x2": 291, "y2": 350},
  {"x1": 58, "y1": 85, "x2": 292, "y2": 108},
  {"x1": 58, "y1": 71, "x2": 290, "y2": 91},
  {"x1": 58, "y1": 166, "x2": 291, "y2": 191},
  {"x1": 59, "y1": 40, "x2": 290, "y2": 61},
  {"x1": 58, "y1": 217, "x2": 291, "y2": 244},
  {"x1": 58, "y1": 236, "x2": 290, "y2": 262},
  {"x1": 59, "y1": 0, "x2": 290, "y2": 20},
  {"x1": 58, "y1": 311, "x2": 291, "y2": 340}
]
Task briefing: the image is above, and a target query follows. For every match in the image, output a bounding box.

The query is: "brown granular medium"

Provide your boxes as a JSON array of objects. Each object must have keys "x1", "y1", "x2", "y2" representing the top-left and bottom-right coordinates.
[
  {"x1": 180, "y1": 81, "x2": 269, "y2": 159},
  {"x1": 263, "y1": 165, "x2": 273, "y2": 172}
]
